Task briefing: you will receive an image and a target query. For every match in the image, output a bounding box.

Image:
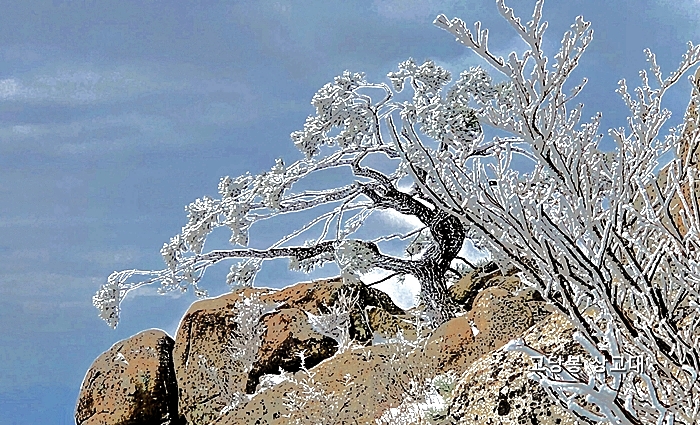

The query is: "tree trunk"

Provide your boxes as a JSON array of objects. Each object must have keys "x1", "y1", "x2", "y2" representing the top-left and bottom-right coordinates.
[{"x1": 415, "y1": 259, "x2": 458, "y2": 327}]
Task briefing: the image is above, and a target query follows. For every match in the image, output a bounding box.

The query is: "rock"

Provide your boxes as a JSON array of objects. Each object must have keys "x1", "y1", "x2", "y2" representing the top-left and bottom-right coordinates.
[
  {"x1": 266, "y1": 277, "x2": 404, "y2": 343},
  {"x1": 468, "y1": 286, "x2": 535, "y2": 349},
  {"x1": 172, "y1": 288, "x2": 279, "y2": 425},
  {"x1": 75, "y1": 329, "x2": 182, "y2": 425},
  {"x1": 445, "y1": 314, "x2": 583, "y2": 425},
  {"x1": 418, "y1": 280, "x2": 541, "y2": 376},
  {"x1": 216, "y1": 292, "x2": 540, "y2": 425},
  {"x1": 365, "y1": 305, "x2": 416, "y2": 341},
  {"x1": 417, "y1": 315, "x2": 478, "y2": 374},
  {"x1": 636, "y1": 66, "x2": 700, "y2": 236},
  {"x1": 214, "y1": 344, "x2": 416, "y2": 425},
  {"x1": 448, "y1": 263, "x2": 503, "y2": 309},
  {"x1": 173, "y1": 277, "x2": 405, "y2": 425},
  {"x1": 247, "y1": 307, "x2": 338, "y2": 394},
  {"x1": 81, "y1": 271, "x2": 563, "y2": 424}
]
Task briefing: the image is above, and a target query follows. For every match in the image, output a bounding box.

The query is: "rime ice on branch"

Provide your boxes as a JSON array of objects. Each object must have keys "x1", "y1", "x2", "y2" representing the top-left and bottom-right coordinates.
[
  {"x1": 94, "y1": 59, "x2": 504, "y2": 328},
  {"x1": 434, "y1": 0, "x2": 700, "y2": 424}
]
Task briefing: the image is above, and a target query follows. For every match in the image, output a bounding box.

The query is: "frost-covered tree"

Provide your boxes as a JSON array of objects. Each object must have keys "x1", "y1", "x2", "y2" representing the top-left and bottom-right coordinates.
[
  {"x1": 93, "y1": 0, "x2": 700, "y2": 422},
  {"x1": 93, "y1": 46, "x2": 485, "y2": 328},
  {"x1": 430, "y1": 1, "x2": 700, "y2": 424}
]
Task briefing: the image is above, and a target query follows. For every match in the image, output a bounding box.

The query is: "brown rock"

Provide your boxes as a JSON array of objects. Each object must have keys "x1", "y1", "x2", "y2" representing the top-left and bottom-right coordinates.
[
  {"x1": 266, "y1": 277, "x2": 404, "y2": 343},
  {"x1": 365, "y1": 305, "x2": 417, "y2": 341},
  {"x1": 247, "y1": 307, "x2": 338, "y2": 393},
  {"x1": 217, "y1": 303, "x2": 537, "y2": 425},
  {"x1": 75, "y1": 329, "x2": 181, "y2": 425},
  {"x1": 417, "y1": 315, "x2": 478, "y2": 374},
  {"x1": 172, "y1": 288, "x2": 279, "y2": 425},
  {"x1": 636, "y1": 66, "x2": 700, "y2": 236},
  {"x1": 215, "y1": 344, "x2": 413, "y2": 425},
  {"x1": 173, "y1": 278, "x2": 403, "y2": 425},
  {"x1": 468, "y1": 286, "x2": 534, "y2": 350},
  {"x1": 212, "y1": 274, "x2": 550, "y2": 424},
  {"x1": 448, "y1": 263, "x2": 503, "y2": 308},
  {"x1": 446, "y1": 314, "x2": 583, "y2": 425}
]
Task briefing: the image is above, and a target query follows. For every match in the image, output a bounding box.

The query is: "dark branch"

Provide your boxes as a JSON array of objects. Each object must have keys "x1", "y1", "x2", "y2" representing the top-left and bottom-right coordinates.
[{"x1": 366, "y1": 272, "x2": 402, "y2": 287}]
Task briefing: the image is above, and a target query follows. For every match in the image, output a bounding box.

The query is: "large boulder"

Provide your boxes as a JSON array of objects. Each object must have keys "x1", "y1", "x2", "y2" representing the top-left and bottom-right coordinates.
[
  {"x1": 468, "y1": 285, "x2": 534, "y2": 349},
  {"x1": 445, "y1": 313, "x2": 583, "y2": 425},
  {"x1": 78, "y1": 271, "x2": 561, "y2": 424},
  {"x1": 172, "y1": 288, "x2": 278, "y2": 425},
  {"x1": 418, "y1": 279, "x2": 545, "y2": 377},
  {"x1": 75, "y1": 329, "x2": 182, "y2": 425},
  {"x1": 264, "y1": 277, "x2": 405, "y2": 343},
  {"x1": 173, "y1": 277, "x2": 405, "y2": 425},
  {"x1": 215, "y1": 340, "x2": 443, "y2": 425}
]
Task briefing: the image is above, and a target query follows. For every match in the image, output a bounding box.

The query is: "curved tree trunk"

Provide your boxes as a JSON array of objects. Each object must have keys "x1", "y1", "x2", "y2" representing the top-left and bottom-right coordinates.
[
  {"x1": 357, "y1": 166, "x2": 468, "y2": 327},
  {"x1": 414, "y1": 259, "x2": 458, "y2": 326}
]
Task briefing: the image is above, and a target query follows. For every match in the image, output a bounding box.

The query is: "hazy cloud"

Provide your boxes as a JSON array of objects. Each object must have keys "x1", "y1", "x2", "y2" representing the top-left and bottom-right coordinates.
[
  {"x1": 373, "y1": 0, "x2": 461, "y2": 22},
  {"x1": 0, "y1": 66, "x2": 158, "y2": 105},
  {"x1": 373, "y1": 207, "x2": 424, "y2": 232},
  {"x1": 80, "y1": 247, "x2": 142, "y2": 268}
]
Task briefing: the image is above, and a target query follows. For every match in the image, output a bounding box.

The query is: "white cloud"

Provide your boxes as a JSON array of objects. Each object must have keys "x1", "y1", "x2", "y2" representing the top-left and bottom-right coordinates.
[
  {"x1": 0, "y1": 112, "x2": 181, "y2": 156},
  {"x1": 0, "y1": 213, "x2": 154, "y2": 228},
  {"x1": 0, "y1": 69, "x2": 277, "y2": 156},
  {"x1": 359, "y1": 238, "x2": 488, "y2": 310},
  {"x1": 80, "y1": 247, "x2": 142, "y2": 268},
  {"x1": 0, "y1": 66, "x2": 155, "y2": 105},
  {"x1": 0, "y1": 272, "x2": 99, "y2": 298},
  {"x1": 0, "y1": 78, "x2": 20, "y2": 98},
  {"x1": 0, "y1": 61, "x2": 255, "y2": 107},
  {"x1": 272, "y1": 0, "x2": 292, "y2": 15},
  {"x1": 12, "y1": 124, "x2": 31, "y2": 134},
  {"x1": 361, "y1": 269, "x2": 420, "y2": 309},
  {"x1": 373, "y1": 207, "x2": 424, "y2": 232},
  {"x1": 456, "y1": 237, "x2": 490, "y2": 264}
]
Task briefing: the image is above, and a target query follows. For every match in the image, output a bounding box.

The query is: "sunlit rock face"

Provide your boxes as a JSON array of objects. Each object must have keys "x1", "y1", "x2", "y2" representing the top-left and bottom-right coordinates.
[
  {"x1": 446, "y1": 314, "x2": 582, "y2": 425},
  {"x1": 212, "y1": 272, "x2": 545, "y2": 424},
  {"x1": 75, "y1": 329, "x2": 182, "y2": 425}
]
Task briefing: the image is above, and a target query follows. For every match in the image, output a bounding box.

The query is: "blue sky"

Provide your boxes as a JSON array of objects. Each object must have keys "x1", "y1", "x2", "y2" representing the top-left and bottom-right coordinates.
[{"x1": 1, "y1": 1, "x2": 699, "y2": 424}]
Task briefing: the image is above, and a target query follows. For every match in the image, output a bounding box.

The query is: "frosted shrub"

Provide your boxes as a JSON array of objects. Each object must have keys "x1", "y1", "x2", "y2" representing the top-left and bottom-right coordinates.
[
  {"x1": 305, "y1": 289, "x2": 358, "y2": 353},
  {"x1": 375, "y1": 372, "x2": 459, "y2": 425},
  {"x1": 225, "y1": 293, "x2": 277, "y2": 374},
  {"x1": 200, "y1": 293, "x2": 277, "y2": 416},
  {"x1": 280, "y1": 351, "x2": 354, "y2": 425}
]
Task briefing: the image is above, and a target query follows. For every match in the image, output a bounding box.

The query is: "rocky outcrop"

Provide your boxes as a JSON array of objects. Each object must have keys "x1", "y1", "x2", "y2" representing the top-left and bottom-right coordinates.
[
  {"x1": 365, "y1": 305, "x2": 417, "y2": 341},
  {"x1": 215, "y1": 344, "x2": 411, "y2": 425},
  {"x1": 263, "y1": 277, "x2": 405, "y2": 343},
  {"x1": 448, "y1": 263, "x2": 503, "y2": 309},
  {"x1": 445, "y1": 313, "x2": 582, "y2": 425},
  {"x1": 216, "y1": 276, "x2": 543, "y2": 425},
  {"x1": 78, "y1": 272, "x2": 561, "y2": 425},
  {"x1": 75, "y1": 329, "x2": 182, "y2": 425}
]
